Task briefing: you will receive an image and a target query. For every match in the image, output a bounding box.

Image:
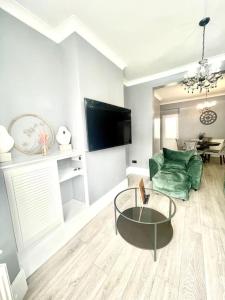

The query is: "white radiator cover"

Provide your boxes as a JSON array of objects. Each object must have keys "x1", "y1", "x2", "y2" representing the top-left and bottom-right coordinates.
[{"x1": 4, "y1": 161, "x2": 64, "y2": 251}]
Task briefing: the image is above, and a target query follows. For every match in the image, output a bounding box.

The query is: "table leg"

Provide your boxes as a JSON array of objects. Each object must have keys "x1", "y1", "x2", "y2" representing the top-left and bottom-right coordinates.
[
  {"x1": 135, "y1": 188, "x2": 137, "y2": 207},
  {"x1": 169, "y1": 199, "x2": 172, "y2": 219},
  {"x1": 154, "y1": 224, "x2": 157, "y2": 261},
  {"x1": 202, "y1": 154, "x2": 206, "y2": 163},
  {"x1": 114, "y1": 205, "x2": 117, "y2": 235}
]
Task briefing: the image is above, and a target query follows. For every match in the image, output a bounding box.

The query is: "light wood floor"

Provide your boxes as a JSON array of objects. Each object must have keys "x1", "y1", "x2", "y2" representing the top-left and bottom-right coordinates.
[{"x1": 24, "y1": 160, "x2": 225, "y2": 300}]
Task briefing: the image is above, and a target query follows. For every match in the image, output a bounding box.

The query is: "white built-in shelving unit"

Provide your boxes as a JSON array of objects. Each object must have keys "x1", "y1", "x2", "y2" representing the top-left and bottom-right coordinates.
[{"x1": 0, "y1": 149, "x2": 88, "y2": 250}]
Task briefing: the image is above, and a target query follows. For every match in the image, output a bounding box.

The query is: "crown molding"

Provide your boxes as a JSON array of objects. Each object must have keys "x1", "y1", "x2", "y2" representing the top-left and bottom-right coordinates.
[
  {"x1": 0, "y1": 0, "x2": 127, "y2": 70},
  {"x1": 124, "y1": 53, "x2": 225, "y2": 87},
  {"x1": 123, "y1": 64, "x2": 190, "y2": 87}
]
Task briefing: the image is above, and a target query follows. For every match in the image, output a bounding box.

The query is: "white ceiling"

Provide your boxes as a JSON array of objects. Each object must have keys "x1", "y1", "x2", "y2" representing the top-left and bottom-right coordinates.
[
  {"x1": 154, "y1": 75, "x2": 225, "y2": 104},
  {"x1": 2, "y1": 0, "x2": 225, "y2": 81}
]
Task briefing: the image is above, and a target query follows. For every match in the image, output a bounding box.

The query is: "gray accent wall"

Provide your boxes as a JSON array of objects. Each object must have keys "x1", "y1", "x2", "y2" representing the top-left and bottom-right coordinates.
[
  {"x1": 60, "y1": 33, "x2": 126, "y2": 205},
  {"x1": 124, "y1": 73, "x2": 184, "y2": 169},
  {"x1": 76, "y1": 34, "x2": 126, "y2": 204},
  {"x1": 1, "y1": 8, "x2": 126, "y2": 207},
  {"x1": 0, "y1": 10, "x2": 66, "y2": 141},
  {"x1": 124, "y1": 83, "x2": 153, "y2": 169},
  {"x1": 0, "y1": 9, "x2": 66, "y2": 282},
  {"x1": 60, "y1": 35, "x2": 82, "y2": 149},
  {"x1": 161, "y1": 96, "x2": 225, "y2": 140},
  {"x1": 84, "y1": 147, "x2": 126, "y2": 204}
]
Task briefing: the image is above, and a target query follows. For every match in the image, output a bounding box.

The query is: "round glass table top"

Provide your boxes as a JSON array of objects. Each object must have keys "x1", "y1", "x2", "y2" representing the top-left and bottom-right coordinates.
[{"x1": 114, "y1": 188, "x2": 176, "y2": 225}]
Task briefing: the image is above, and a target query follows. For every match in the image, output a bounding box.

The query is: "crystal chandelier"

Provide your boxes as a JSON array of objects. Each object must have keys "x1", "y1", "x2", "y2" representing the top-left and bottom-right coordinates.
[{"x1": 181, "y1": 17, "x2": 223, "y2": 93}]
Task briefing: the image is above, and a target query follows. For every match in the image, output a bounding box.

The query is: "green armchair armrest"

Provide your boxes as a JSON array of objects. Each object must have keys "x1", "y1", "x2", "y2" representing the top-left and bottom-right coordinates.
[
  {"x1": 187, "y1": 155, "x2": 203, "y2": 190},
  {"x1": 149, "y1": 153, "x2": 164, "y2": 180}
]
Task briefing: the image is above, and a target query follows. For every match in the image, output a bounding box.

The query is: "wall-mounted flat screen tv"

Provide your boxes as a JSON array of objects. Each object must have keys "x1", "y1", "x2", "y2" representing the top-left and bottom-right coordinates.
[{"x1": 84, "y1": 98, "x2": 132, "y2": 152}]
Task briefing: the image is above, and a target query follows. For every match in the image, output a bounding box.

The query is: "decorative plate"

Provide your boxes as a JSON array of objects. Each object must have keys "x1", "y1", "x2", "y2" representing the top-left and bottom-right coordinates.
[
  {"x1": 8, "y1": 114, "x2": 55, "y2": 154},
  {"x1": 200, "y1": 110, "x2": 217, "y2": 125}
]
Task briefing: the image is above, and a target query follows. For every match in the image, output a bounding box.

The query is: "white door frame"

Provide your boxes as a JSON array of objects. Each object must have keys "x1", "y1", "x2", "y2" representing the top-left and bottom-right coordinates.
[{"x1": 0, "y1": 264, "x2": 13, "y2": 300}]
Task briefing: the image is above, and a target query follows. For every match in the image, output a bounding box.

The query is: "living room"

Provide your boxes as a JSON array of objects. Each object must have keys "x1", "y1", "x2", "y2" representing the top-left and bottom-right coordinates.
[{"x1": 0, "y1": 1, "x2": 225, "y2": 299}]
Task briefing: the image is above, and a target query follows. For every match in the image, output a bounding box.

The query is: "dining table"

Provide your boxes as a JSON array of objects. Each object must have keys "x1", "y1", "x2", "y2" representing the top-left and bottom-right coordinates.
[
  {"x1": 196, "y1": 141, "x2": 221, "y2": 163},
  {"x1": 197, "y1": 141, "x2": 220, "y2": 150}
]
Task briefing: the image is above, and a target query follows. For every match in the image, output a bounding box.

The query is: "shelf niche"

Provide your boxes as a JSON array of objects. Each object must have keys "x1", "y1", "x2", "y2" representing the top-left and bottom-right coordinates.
[{"x1": 57, "y1": 157, "x2": 86, "y2": 223}]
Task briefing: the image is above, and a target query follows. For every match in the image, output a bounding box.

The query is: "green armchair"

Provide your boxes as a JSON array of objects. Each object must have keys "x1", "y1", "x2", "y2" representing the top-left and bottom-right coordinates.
[{"x1": 149, "y1": 148, "x2": 203, "y2": 201}]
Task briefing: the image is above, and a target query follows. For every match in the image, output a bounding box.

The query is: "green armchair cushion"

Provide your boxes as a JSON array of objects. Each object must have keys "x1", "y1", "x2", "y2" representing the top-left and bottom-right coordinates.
[
  {"x1": 162, "y1": 159, "x2": 186, "y2": 172},
  {"x1": 163, "y1": 148, "x2": 194, "y2": 165},
  {"x1": 149, "y1": 153, "x2": 164, "y2": 180},
  {"x1": 187, "y1": 155, "x2": 203, "y2": 190},
  {"x1": 152, "y1": 170, "x2": 191, "y2": 200},
  {"x1": 149, "y1": 148, "x2": 203, "y2": 201}
]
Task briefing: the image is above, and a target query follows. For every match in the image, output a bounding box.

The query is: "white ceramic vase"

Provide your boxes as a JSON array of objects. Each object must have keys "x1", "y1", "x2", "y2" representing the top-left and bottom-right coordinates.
[
  {"x1": 56, "y1": 126, "x2": 72, "y2": 151},
  {"x1": 0, "y1": 126, "x2": 14, "y2": 153},
  {"x1": 0, "y1": 126, "x2": 14, "y2": 162},
  {"x1": 56, "y1": 126, "x2": 72, "y2": 145}
]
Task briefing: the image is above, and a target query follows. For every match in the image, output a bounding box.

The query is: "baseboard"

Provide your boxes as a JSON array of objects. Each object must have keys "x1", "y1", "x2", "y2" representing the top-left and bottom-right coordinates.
[
  {"x1": 126, "y1": 166, "x2": 149, "y2": 177},
  {"x1": 88, "y1": 178, "x2": 128, "y2": 218},
  {"x1": 11, "y1": 269, "x2": 28, "y2": 300},
  {"x1": 19, "y1": 178, "x2": 128, "y2": 278}
]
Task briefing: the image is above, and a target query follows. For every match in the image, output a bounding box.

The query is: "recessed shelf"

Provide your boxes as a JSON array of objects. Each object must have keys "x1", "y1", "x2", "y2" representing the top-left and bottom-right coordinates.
[
  {"x1": 63, "y1": 199, "x2": 85, "y2": 222},
  {"x1": 59, "y1": 168, "x2": 83, "y2": 183}
]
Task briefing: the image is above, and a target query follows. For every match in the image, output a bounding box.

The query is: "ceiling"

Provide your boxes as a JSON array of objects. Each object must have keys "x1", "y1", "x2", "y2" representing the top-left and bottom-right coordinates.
[
  {"x1": 154, "y1": 75, "x2": 225, "y2": 104},
  {"x1": 2, "y1": 0, "x2": 225, "y2": 82}
]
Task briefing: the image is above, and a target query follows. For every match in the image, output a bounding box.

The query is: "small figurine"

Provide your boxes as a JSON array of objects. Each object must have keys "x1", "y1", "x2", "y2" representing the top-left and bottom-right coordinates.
[{"x1": 39, "y1": 131, "x2": 49, "y2": 156}]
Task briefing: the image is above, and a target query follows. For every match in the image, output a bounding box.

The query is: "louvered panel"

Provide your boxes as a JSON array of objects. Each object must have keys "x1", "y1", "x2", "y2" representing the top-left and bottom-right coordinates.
[{"x1": 4, "y1": 161, "x2": 63, "y2": 250}]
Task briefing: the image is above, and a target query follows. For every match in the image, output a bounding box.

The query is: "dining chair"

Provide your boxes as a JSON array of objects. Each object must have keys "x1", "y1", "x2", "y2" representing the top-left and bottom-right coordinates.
[
  {"x1": 163, "y1": 139, "x2": 178, "y2": 150},
  {"x1": 204, "y1": 139, "x2": 225, "y2": 165},
  {"x1": 176, "y1": 139, "x2": 185, "y2": 150},
  {"x1": 184, "y1": 141, "x2": 197, "y2": 151}
]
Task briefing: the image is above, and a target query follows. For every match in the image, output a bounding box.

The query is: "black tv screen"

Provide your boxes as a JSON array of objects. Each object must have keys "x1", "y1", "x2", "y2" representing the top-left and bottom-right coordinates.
[{"x1": 85, "y1": 98, "x2": 132, "y2": 151}]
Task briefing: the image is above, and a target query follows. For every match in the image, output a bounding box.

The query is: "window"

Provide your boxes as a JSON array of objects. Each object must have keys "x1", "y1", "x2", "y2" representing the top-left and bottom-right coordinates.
[
  {"x1": 162, "y1": 113, "x2": 179, "y2": 149},
  {"x1": 163, "y1": 114, "x2": 178, "y2": 139},
  {"x1": 154, "y1": 117, "x2": 160, "y2": 139}
]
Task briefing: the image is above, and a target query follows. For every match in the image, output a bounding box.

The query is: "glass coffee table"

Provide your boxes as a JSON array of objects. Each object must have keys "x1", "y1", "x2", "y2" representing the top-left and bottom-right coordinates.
[{"x1": 114, "y1": 188, "x2": 176, "y2": 261}]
